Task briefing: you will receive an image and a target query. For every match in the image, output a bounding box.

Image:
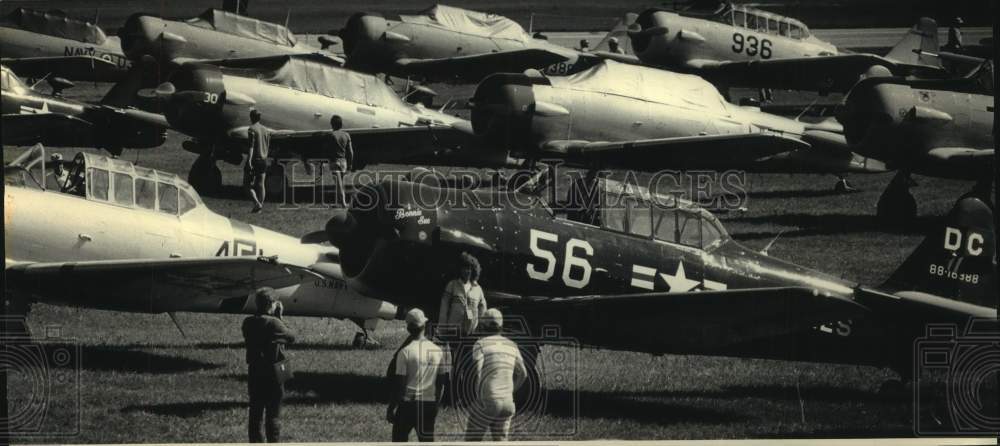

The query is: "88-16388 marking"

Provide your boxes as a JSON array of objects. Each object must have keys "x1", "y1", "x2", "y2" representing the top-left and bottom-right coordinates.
[{"x1": 928, "y1": 264, "x2": 979, "y2": 283}]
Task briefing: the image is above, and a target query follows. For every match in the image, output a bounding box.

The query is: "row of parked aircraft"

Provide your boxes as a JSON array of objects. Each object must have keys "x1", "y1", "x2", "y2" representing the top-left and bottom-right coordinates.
[{"x1": 2, "y1": 2, "x2": 996, "y2": 391}]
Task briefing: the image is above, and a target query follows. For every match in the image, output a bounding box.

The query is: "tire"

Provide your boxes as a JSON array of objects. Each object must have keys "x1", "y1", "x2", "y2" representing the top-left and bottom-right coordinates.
[{"x1": 188, "y1": 156, "x2": 222, "y2": 194}]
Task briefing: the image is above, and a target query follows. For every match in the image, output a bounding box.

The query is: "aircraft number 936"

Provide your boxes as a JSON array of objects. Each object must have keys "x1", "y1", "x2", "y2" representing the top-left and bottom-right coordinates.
[
  {"x1": 732, "y1": 33, "x2": 772, "y2": 59},
  {"x1": 526, "y1": 228, "x2": 594, "y2": 289}
]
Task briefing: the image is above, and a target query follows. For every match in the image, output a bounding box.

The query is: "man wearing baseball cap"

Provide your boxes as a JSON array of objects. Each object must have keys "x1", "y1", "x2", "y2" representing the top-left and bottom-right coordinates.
[
  {"x1": 387, "y1": 308, "x2": 450, "y2": 442},
  {"x1": 465, "y1": 308, "x2": 527, "y2": 441}
]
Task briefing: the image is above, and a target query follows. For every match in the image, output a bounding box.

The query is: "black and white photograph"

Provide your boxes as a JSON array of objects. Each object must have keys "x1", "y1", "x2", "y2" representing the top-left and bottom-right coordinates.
[{"x1": 2, "y1": 0, "x2": 997, "y2": 443}]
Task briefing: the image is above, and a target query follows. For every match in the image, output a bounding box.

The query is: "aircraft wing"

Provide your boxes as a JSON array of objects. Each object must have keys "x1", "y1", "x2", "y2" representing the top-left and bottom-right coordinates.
[
  {"x1": 2, "y1": 56, "x2": 126, "y2": 82},
  {"x1": 392, "y1": 48, "x2": 571, "y2": 82},
  {"x1": 1, "y1": 113, "x2": 95, "y2": 146},
  {"x1": 487, "y1": 286, "x2": 868, "y2": 351},
  {"x1": 539, "y1": 133, "x2": 810, "y2": 170},
  {"x1": 695, "y1": 54, "x2": 947, "y2": 93},
  {"x1": 5, "y1": 256, "x2": 324, "y2": 314},
  {"x1": 267, "y1": 124, "x2": 481, "y2": 167}
]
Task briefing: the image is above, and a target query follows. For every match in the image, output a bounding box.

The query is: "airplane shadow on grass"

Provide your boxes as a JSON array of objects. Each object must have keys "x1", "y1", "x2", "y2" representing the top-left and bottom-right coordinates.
[
  {"x1": 39, "y1": 343, "x2": 222, "y2": 374},
  {"x1": 727, "y1": 213, "x2": 941, "y2": 240},
  {"x1": 167, "y1": 371, "x2": 745, "y2": 426},
  {"x1": 624, "y1": 384, "x2": 893, "y2": 403},
  {"x1": 111, "y1": 341, "x2": 382, "y2": 352}
]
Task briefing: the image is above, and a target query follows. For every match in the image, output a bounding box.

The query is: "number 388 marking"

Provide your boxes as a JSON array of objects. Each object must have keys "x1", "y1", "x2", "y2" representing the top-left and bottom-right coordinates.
[{"x1": 526, "y1": 229, "x2": 593, "y2": 289}]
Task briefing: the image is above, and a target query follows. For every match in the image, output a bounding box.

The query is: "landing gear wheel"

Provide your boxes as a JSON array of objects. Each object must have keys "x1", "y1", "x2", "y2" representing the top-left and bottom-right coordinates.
[
  {"x1": 833, "y1": 177, "x2": 856, "y2": 193},
  {"x1": 188, "y1": 155, "x2": 222, "y2": 195},
  {"x1": 352, "y1": 331, "x2": 381, "y2": 349},
  {"x1": 264, "y1": 163, "x2": 286, "y2": 202}
]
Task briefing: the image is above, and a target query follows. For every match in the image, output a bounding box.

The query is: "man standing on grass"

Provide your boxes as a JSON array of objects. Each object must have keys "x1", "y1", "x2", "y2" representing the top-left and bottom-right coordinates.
[
  {"x1": 465, "y1": 308, "x2": 527, "y2": 441},
  {"x1": 246, "y1": 109, "x2": 271, "y2": 213},
  {"x1": 242, "y1": 287, "x2": 296, "y2": 443},
  {"x1": 387, "y1": 308, "x2": 450, "y2": 442},
  {"x1": 327, "y1": 115, "x2": 353, "y2": 207}
]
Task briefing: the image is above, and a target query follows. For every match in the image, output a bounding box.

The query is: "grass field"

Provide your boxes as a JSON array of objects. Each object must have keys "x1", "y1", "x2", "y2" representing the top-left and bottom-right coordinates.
[{"x1": 4, "y1": 80, "x2": 992, "y2": 442}]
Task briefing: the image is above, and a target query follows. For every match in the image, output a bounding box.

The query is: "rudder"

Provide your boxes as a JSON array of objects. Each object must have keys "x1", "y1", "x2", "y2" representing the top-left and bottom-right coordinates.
[{"x1": 882, "y1": 197, "x2": 996, "y2": 308}]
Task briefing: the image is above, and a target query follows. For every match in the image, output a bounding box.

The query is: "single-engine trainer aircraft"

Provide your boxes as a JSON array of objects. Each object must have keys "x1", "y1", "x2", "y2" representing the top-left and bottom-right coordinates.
[
  {"x1": 471, "y1": 60, "x2": 886, "y2": 188},
  {"x1": 0, "y1": 8, "x2": 130, "y2": 82},
  {"x1": 338, "y1": 4, "x2": 634, "y2": 83},
  {"x1": 1, "y1": 65, "x2": 168, "y2": 155},
  {"x1": 141, "y1": 54, "x2": 485, "y2": 193},
  {"x1": 837, "y1": 64, "x2": 995, "y2": 220},
  {"x1": 628, "y1": 3, "x2": 948, "y2": 94},
  {"x1": 310, "y1": 175, "x2": 995, "y2": 385},
  {"x1": 4, "y1": 145, "x2": 397, "y2": 344},
  {"x1": 118, "y1": 8, "x2": 338, "y2": 66}
]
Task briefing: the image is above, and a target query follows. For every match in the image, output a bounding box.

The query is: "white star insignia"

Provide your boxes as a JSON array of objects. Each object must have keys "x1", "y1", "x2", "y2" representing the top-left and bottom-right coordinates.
[{"x1": 660, "y1": 260, "x2": 700, "y2": 292}]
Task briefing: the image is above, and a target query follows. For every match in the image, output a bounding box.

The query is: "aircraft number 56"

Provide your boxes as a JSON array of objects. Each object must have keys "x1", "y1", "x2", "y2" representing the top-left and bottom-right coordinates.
[
  {"x1": 732, "y1": 33, "x2": 772, "y2": 59},
  {"x1": 527, "y1": 229, "x2": 594, "y2": 289}
]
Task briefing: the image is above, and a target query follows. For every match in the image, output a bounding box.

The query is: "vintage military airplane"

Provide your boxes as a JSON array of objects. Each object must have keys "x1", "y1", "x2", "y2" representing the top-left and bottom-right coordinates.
[
  {"x1": 141, "y1": 54, "x2": 486, "y2": 193},
  {"x1": 470, "y1": 60, "x2": 887, "y2": 187},
  {"x1": 628, "y1": 3, "x2": 948, "y2": 94},
  {"x1": 309, "y1": 174, "x2": 995, "y2": 383},
  {"x1": 337, "y1": 4, "x2": 635, "y2": 83},
  {"x1": 4, "y1": 145, "x2": 397, "y2": 343},
  {"x1": 1, "y1": 65, "x2": 168, "y2": 155},
  {"x1": 118, "y1": 8, "x2": 339, "y2": 67},
  {"x1": 1, "y1": 8, "x2": 130, "y2": 82},
  {"x1": 837, "y1": 69, "x2": 995, "y2": 220}
]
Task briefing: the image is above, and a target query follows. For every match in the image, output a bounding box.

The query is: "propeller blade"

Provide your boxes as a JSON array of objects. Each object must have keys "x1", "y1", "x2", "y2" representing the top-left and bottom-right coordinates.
[{"x1": 301, "y1": 230, "x2": 329, "y2": 244}]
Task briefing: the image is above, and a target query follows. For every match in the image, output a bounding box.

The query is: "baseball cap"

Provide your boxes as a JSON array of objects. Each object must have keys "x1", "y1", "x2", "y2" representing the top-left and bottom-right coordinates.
[
  {"x1": 609, "y1": 37, "x2": 619, "y2": 43},
  {"x1": 482, "y1": 308, "x2": 503, "y2": 329},
  {"x1": 405, "y1": 308, "x2": 428, "y2": 327},
  {"x1": 50, "y1": 153, "x2": 63, "y2": 161}
]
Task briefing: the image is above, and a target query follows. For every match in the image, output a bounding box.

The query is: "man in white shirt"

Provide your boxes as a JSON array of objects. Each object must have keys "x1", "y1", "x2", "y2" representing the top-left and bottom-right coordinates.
[
  {"x1": 465, "y1": 309, "x2": 528, "y2": 441},
  {"x1": 387, "y1": 309, "x2": 450, "y2": 442}
]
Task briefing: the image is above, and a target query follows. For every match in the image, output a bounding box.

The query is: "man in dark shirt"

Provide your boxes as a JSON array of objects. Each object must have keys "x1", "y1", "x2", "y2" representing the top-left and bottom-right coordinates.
[
  {"x1": 328, "y1": 115, "x2": 353, "y2": 207},
  {"x1": 242, "y1": 287, "x2": 296, "y2": 443}
]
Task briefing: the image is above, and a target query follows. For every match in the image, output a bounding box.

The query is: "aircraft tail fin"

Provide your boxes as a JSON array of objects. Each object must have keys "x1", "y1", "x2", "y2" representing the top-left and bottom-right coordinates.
[
  {"x1": 593, "y1": 12, "x2": 638, "y2": 54},
  {"x1": 885, "y1": 17, "x2": 941, "y2": 68},
  {"x1": 881, "y1": 196, "x2": 996, "y2": 308}
]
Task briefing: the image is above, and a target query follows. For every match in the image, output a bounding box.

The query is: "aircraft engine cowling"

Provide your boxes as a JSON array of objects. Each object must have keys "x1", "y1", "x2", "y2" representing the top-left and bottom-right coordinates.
[
  {"x1": 840, "y1": 79, "x2": 906, "y2": 161},
  {"x1": 471, "y1": 73, "x2": 540, "y2": 155},
  {"x1": 324, "y1": 180, "x2": 455, "y2": 305},
  {"x1": 162, "y1": 63, "x2": 228, "y2": 140},
  {"x1": 339, "y1": 12, "x2": 391, "y2": 68},
  {"x1": 628, "y1": 9, "x2": 668, "y2": 58}
]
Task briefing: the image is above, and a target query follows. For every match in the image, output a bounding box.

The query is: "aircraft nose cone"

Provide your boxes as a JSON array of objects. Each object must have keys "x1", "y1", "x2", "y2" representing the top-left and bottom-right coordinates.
[
  {"x1": 840, "y1": 81, "x2": 900, "y2": 158},
  {"x1": 325, "y1": 208, "x2": 358, "y2": 249},
  {"x1": 119, "y1": 14, "x2": 158, "y2": 60},
  {"x1": 629, "y1": 9, "x2": 666, "y2": 55},
  {"x1": 471, "y1": 74, "x2": 537, "y2": 150},
  {"x1": 339, "y1": 13, "x2": 386, "y2": 58}
]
